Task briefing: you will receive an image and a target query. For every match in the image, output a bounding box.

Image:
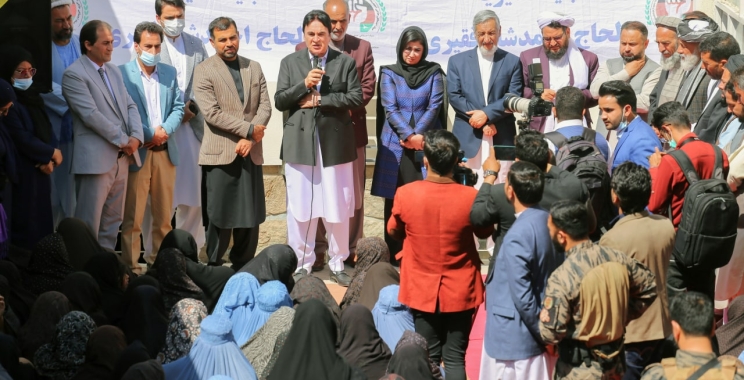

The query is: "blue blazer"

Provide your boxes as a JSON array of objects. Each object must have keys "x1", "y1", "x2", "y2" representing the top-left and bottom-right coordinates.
[
  {"x1": 610, "y1": 116, "x2": 662, "y2": 171},
  {"x1": 484, "y1": 207, "x2": 562, "y2": 361},
  {"x1": 119, "y1": 60, "x2": 184, "y2": 171},
  {"x1": 447, "y1": 48, "x2": 523, "y2": 158}
]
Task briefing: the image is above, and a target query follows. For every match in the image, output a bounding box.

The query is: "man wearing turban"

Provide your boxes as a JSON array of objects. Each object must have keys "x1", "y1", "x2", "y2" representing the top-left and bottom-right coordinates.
[
  {"x1": 673, "y1": 14, "x2": 718, "y2": 124},
  {"x1": 518, "y1": 11, "x2": 599, "y2": 133}
]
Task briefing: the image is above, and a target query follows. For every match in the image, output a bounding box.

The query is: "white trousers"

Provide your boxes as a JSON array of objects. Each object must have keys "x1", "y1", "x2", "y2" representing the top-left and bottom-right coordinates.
[
  {"x1": 479, "y1": 348, "x2": 553, "y2": 380},
  {"x1": 287, "y1": 203, "x2": 349, "y2": 273}
]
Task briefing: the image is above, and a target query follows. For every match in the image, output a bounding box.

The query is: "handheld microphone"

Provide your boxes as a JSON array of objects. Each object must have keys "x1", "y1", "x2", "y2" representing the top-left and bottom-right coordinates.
[{"x1": 313, "y1": 56, "x2": 320, "y2": 70}]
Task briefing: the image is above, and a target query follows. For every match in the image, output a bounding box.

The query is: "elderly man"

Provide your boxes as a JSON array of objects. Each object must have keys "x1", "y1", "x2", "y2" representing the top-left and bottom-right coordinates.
[
  {"x1": 648, "y1": 16, "x2": 683, "y2": 121},
  {"x1": 276, "y1": 10, "x2": 362, "y2": 284},
  {"x1": 590, "y1": 21, "x2": 659, "y2": 127},
  {"x1": 519, "y1": 11, "x2": 599, "y2": 133},
  {"x1": 674, "y1": 15, "x2": 719, "y2": 124},
  {"x1": 694, "y1": 31, "x2": 740, "y2": 143},
  {"x1": 44, "y1": 0, "x2": 80, "y2": 226},
  {"x1": 295, "y1": 0, "x2": 375, "y2": 272}
]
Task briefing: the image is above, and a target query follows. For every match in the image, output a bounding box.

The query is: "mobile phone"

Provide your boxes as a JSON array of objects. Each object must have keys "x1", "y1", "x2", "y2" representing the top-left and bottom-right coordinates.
[
  {"x1": 493, "y1": 145, "x2": 517, "y2": 161},
  {"x1": 188, "y1": 100, "x2": 199, "y2": 115}
]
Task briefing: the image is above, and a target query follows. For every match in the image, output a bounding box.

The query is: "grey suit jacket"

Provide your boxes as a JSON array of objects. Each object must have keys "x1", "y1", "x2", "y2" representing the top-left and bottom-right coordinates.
[
  {"x1": 160, "y1": 32, "x2": 208, "y2": 142},
  {"x1": 193, "y1": 55, "x2": 272, "y2": 166},
  {"x1": 275, "y1": 48, "x2": 362, "y2": 167},
  {"x1": 62, "y1": 56, "x2": 144, "y2": 174}
]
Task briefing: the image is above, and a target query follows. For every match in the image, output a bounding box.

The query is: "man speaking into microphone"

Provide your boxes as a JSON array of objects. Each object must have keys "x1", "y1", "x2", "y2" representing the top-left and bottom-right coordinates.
[{"x1": 275, "y1": 10, "x2": 362, "y2": 282}]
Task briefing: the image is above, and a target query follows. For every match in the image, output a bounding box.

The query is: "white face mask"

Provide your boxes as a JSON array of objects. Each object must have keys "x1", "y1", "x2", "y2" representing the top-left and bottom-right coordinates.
[
  {"x1": 162, "y1": 18, "x2": 185, "y2": 37},
  {"x1": 12, "y1": 78, "x2": 32, "y2": 91}
]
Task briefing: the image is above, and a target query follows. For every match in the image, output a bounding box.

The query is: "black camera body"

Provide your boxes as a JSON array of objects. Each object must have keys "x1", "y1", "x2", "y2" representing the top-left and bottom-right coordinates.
[
  {"x1": 503, "y1": 62, "x2": 553, "y2": 131},
  {"x1": 453, "y1": 151, "x2": 478, "y2": 186}
]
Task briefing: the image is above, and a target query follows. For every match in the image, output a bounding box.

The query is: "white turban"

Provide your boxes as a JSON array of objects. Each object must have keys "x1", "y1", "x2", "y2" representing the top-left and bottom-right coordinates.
[
  {"x1": 537, "y1": 11, "x2": 575, "y2": 29},
  {"x1": 51, "y1": 0, "x2": 72, "y2": 8}
]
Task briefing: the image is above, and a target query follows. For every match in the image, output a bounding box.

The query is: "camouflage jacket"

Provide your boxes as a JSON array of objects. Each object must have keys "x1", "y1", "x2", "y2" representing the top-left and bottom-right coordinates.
[{"x1": 641, "y1": 350, "x2": 744, "y2": 379}]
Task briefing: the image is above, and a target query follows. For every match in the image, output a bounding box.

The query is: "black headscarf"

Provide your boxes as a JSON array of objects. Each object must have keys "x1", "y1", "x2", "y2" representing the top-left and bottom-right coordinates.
[
  {"x1": 0, "y1": 45, "x2": 53, "y2": 144},
  {"x1": 357, "y1": 263, "x2": 400, "y2": 310},
  {"x1": 239, "y1": 244, "x2": 297, "y2": 293},
  {"x1": 159, "y1": 230, "x2": 198, "y2": 263},
  {"x1": 16, "y1": 291, "x2": 71, "y2": 360},
  {"x1": 121, "y1": 360, "x2": 164, "y2": 380},
  {"x1": 267, "y1": 299, "x2": 362, "y2": 380},
  {"x1": 0, "y1": 333, "x2": 25, "y2": 380},
  {"x1": 84, "y1": 252, "x2": 127, "y2": 326},
  {"x1": 340, "y1": 238, "x2": 390, "y2": 310},
  {"x1": 0, "y1": 79, "x2": 12, "y2": 107},
  {"x1": 290, "y1": 275, "x2": 341, "y2": 328},
  {"x1": 60, "y1": 272, "x2": 108, "y2": 326},
  {"x1": 119, "y1": 285, "x2": 167, "y2": 359},
  {"x1": 56, "y1": 218, "x2": 106, "y2": 271},
  {"x1": 384, "y1": 27, "x2": 441, "y2": 89},
  {"x1": 71, "y1": 326, "x2": 128, "y2": 380},
  {"x1": 0, "y1": 261, "x2": 36, "y2": 324},
  {"x1": 152, "y1": 248, "x2": 203, "y2": 312},
  {"x1": 22, "y1": 233, "x2": 74, "y2": 295},
  {"x1": 0, "y1": 276, "x2": 20, "y2": 337},
  {"x1": 387, "y1": 343, "x2": 435, "y2": 380},
  {"x1": 338, "y1": 304, "x2": 392, "y2": 380},
  {"x1": 0, "y1": 79, "x2": 18, "y2": 188},
  {"x1": 112, "y1": 341, "x2": 150, "y2": 380}
]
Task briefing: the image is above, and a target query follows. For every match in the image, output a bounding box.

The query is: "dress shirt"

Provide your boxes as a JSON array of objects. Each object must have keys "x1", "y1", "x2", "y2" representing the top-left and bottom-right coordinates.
[
  {"x1": 308, "y1": 49, "x2": 329, "y2": 92},
  {"x1": 478, "y1": 49, "x2": 495, "y2": 106},
  {"x1": 164, "y1": 35, "x2": 187, "y2": 101},
  {"x1": 648, "y1": 132, "x2": 730, "y2": 228},
  {"x1": 138, "y1": 64, "x2": 163, "y2": 133},
  {"x1": 85, "y1": 55, "x2": 116, "y2": 101}
]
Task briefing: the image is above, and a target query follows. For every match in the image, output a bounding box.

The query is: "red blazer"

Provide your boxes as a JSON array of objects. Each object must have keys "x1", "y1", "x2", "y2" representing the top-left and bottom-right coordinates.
[
  {"x1": 296, "y1": 34, "x2": 376, "y2": 148},
  {"x1": 388, "y1": 178, "x2": 493, "y2": 313}
]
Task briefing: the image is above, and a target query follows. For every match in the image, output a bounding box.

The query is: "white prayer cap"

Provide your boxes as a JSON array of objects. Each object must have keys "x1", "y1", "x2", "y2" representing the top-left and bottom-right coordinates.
[
  {"x1": 537, "y1": 11, "x2": 575, "y2": 29},
  {"x1": 51, "y1": 0, "x2": 72, "y2": 8}
]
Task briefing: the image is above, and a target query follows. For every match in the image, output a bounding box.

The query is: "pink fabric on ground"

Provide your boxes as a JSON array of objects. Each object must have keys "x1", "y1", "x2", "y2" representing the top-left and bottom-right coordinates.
[{"x1": 466, "y1": 275, "x2": 487, "y2": 380}]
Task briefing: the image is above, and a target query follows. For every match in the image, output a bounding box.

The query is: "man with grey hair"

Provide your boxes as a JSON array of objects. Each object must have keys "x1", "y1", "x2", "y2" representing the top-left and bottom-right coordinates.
[
  {"x1": 674, "y1": 14, "x2": 719, "y2": 124},
  {"x1": 447, "y1": 9, "x2": 523, "y2": 253},
  {"x1": 44, "y1": 0, "x2": 80, "y2": 227},
  {"x1": 648, "y1": 16, "x2": 683, "y2": 121},
  {"x1": 590, "y1": 21, "x2": 659, "y2": 125}
]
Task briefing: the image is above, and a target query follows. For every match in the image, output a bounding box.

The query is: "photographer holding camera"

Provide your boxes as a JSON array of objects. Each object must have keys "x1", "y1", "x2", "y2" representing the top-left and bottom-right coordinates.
[{"x1": 387, "y1": 129, "x2": 493, "y2": 380}]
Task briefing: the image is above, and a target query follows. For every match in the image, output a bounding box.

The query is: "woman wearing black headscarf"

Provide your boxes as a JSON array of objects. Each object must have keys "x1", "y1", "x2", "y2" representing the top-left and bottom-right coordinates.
[
  {"x1": 151, "y1": 248, "x2": 203, "y2": 311},
  {"x1": 22, "y1": 233, "x2": 74, "y2": 295},
  {"x1": 71, "y1": 326, "x2": 128, "y2": 380},
  {"x1": 290, "y1": 275, "x2": 341, "y2": 328},
  {"x1": 267, "y1": 299, "x2": 365, "y2": 380},
  {"x1": 84, "y1": 252, "x2": 129, "y2": 325},
  {"x1": 0, "y1": 261, "x2": 36, "y2": 324},
  {"x1": 387, "y1": 344, "x2": 435, "y2": 380},
  {"x1": 0, "y1": 333, "x2": 36, "y2": 380},
  {"x1": 17, "y1": 291, "x2": 71, "y2": 360},
  {"x1": 0, "y1": 79, "x2": 18, "y2": 260},
  {"x1": 60, "y1": 272, "x2": 108, "y2": 326},
  {"x1": 239, "y1": 244, "x2": 297, "y2": 293},
  {"x1": 0, "y1": 276, "x2": 20, "y2": 338},
  {"x1": 0, "y1": 45, "x2": 60, "y2": 250},
  {"x1": 56, "y1": 218, "x2": 105, "y2": 271},
  {"x1": 159, "y1": 229, "x2": 233, "y2": 312},
  {"x1": 113, "y1": 340, "x2": 151, "y2": 380},
  {"x1": 339, "y1": 238, "x2": 389, "y2": 310},
  {"x1": 338, "y1": 304, "x2": 392, "y2": 380},
  {"x1": 357, "y1": 262, "x2": 400, "y2": 310},
  {"x1": 119, "y1": 285, "x2": 168, "y2": 359},
  {"x1": 370, "y1": 26, "x2": 446, "y2": 265}
]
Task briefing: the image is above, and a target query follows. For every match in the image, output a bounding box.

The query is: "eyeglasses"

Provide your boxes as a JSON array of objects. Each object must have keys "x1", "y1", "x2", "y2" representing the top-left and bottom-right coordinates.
[
  {"x1": 14, "y1": 68, "x2": 36, "y2": 77},
  {"x1": 543, "y1": 34, "x2": 565, "y2": 43}
]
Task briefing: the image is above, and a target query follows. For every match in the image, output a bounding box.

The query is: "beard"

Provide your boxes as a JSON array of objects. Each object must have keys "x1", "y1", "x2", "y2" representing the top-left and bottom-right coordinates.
[
  {"x1": 680, "y1": 52, "x2": 701, "y2": 72},
  {"x1": 622, "y1": 53, "x2": 643, "y2": 63},
  {"x1": 331, "y1": 30, "x2": 345, "y2": 42},
  {"x1": 551, "y1": 236, "x2": 565, "y2": 254},
  {"x1": 545, "y1": 45, "x2": 568, "y2": 60},
  {"x1": 660, "y1": 53, "x2": 681, "y2": 70},
  {"x1": 479, "y1": 44, "x2": 497, "y2": 56},
  {"x1": 54, "y1": 28, "x2": 73, "y2": 41}
]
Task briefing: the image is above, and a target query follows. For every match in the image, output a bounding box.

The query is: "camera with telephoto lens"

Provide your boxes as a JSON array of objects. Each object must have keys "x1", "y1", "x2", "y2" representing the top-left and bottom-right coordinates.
[
  {"x1": 503, "y1": 62, "x2": 553, "y2": 131},
  {"x1": 453, "y1": 150, "x2": 478, "y2": 186}
]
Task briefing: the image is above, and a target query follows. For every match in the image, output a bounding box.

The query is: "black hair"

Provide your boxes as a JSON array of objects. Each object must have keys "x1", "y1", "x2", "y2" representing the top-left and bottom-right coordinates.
[
  {"x1": 650, "y1": 101, "x2": 688, "y2": 129},
  {"x1": 621, "y1": 21, "x2": 648, "y2": 39},
  {"x1": 670, "y1": 291, "x2": 714, "y2": 337},
  {"x1": 699, "y1": 32, "x2": 741, "y2": 61},
  {"x1": 725, "y1": 80, "x2": 737, "y2": 99},
  {"x1": 423, "y1": 129, "x2": 460, "y2": 176},
  {"x1": 611, "y1": 162, "x2": 651, "y2": 214},
  {"x1": 734, "y1": 66, "x2": 744, "y2": 93},
  {"x1": 79, "y1": 20, "x2": 112, "y2": 55},
  {"x1": 554, "y1": 86, "x2": 585, "y2": 121},
  {"x1": 550, "y1": 200, "x2": 589, "y2": 240},
  {"x1": 507, "y1": 161, "x2": 545, "y2": 205},
  {"x1": 133, "y1": 22, "x2": 164, "y2": 44},
  {"x1": 651, "y1": 101, "x2": 691, "y2": 131},
  {"x1": 208, "y1": 17, "x2": 237, "y2": 39},
  {"x1": 155, "y1": 0, "x2": 185, "y2": 16},
  {"x1": 599, "y1": 80, "x2": 638, "y2": 113},
  {"x1": 302, "y1": 10, "x2": 332, "y2": 33},
  {"x1": 515, "y1": 129, "x2": 549, "y2": 171}
]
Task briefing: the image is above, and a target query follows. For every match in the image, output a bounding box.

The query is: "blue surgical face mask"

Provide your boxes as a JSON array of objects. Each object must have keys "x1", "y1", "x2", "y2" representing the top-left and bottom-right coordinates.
[
  {"x1": 12, "y1": 78, "x2": 32, "y2": 91},
  {"x1": 618, "y1": 114, "x2": 628, "y2": 131},
  {"x1": 139, "y1": 50, "x2": 161, "y2": 67}
]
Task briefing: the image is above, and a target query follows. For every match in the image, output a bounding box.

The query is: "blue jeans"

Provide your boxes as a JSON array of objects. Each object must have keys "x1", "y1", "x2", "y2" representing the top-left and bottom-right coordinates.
[{"x1": 624, "y1": 339, "x2": 664, "y2": 380}]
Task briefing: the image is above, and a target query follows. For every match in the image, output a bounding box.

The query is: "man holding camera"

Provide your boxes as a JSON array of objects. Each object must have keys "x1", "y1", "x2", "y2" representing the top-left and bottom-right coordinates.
[
  {"x1": 519, "y1": 11, "x2": 599, "y2": 133},
  {"x1": 447, "y1": 10, "x2": 523, "y2": 186}
]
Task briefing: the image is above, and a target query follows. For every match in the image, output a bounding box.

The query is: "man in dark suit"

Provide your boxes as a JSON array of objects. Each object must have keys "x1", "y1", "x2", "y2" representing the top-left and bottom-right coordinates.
[
  {"x1": 674, "y1": 16, "x2": 718, "y2": 124},
  {"x1": 518, "y1": 11, "x2": 599, "y2": 133},
  {"x1": 276, "y1": 10, "x2": 362, "y2": 284},
  {"x1": 62, "y1": 20, "x2": 144, "y2": 251},
  {"x1": 480, "y1": 160, "x2": 560, "y2": 379},
  {"x1": 695, "y1": 31, "x2": 740, "y2": 143},
  {"x1": 447, "y1": 10, "x2": 523, "y2": 186},
  {"x1": 295, "y1": 0, "x2": 375, "y2": 271}
]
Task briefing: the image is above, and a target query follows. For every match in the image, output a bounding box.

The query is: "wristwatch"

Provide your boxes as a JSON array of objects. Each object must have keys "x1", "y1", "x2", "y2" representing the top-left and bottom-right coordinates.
[{"x1": 483, "y1": 170, "x2": 498, "y2": 178}]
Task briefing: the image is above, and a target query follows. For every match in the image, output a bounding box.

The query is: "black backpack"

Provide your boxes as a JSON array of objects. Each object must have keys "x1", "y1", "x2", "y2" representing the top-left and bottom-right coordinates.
[
  {"x1": 668, "y1": 146, "x2": 738, "y2": 270},
  {"x1": 546, "y1": 129, "x2": 614, "y2": 235}
]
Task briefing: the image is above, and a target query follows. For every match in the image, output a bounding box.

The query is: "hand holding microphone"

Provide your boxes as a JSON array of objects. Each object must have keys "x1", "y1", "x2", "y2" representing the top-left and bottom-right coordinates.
[{"x1": 304, "y1": 56, "x2": 325, "y2": 89}]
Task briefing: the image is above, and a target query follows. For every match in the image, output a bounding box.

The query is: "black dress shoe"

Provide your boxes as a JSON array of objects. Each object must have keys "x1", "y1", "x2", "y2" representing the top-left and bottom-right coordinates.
[
  {"x1": 330, "y1": 271, "x2": 351, "y2": 287},
  {"x1": 312, "y1": 253, "x2": 326, "y2": 272},
  {"x1": 293, "y1": 268, "x2": 308, "y2": 282}
]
